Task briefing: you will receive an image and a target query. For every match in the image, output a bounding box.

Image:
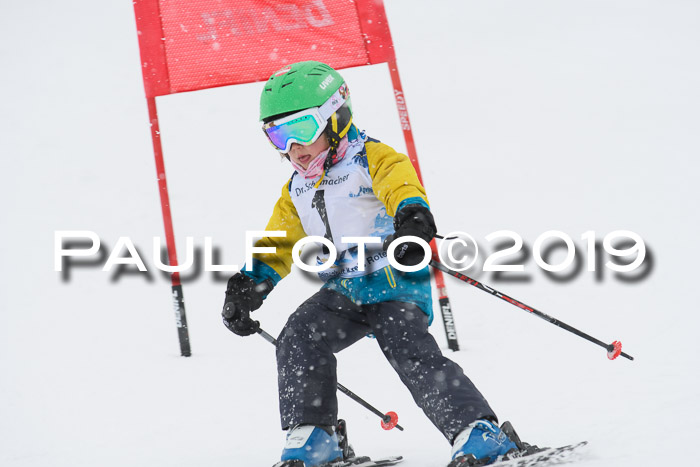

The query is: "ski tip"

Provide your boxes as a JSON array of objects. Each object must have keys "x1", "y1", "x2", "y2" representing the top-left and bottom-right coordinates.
[{"x1": 607, "y1": 341, "x2": 622, "y2": 360}]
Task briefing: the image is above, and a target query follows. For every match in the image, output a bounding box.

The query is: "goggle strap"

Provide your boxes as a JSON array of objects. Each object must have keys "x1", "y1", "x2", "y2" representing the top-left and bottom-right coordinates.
[{"x1": 318, "y1": 85, "x2": 347, "y2": 120}]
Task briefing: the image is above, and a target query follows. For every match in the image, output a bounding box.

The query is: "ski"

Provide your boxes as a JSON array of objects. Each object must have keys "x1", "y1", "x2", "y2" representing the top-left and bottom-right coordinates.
[
  {"x1": 329, "y1": 456, "x2": 403, "y2": 466},
  {"x1": 499, "y1": 441, "x2": 587, "y2": 466},
  {"x1": 274, "y1": 456, "x2": 403, "y2": 467},
  {"x1": 449, "y1": 442, "x2": 587, "y2": 467}
]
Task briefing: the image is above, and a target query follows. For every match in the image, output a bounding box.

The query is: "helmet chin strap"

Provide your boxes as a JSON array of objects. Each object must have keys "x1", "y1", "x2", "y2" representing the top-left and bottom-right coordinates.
[{"x1": 323, "y1": 146, "x2": 337, "y2": 172}]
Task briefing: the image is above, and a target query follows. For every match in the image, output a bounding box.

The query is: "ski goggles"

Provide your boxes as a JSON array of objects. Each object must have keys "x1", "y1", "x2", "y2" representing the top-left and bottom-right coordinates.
[{"x1": 262, "y1": 84, "x2": 349, "y2": 153}]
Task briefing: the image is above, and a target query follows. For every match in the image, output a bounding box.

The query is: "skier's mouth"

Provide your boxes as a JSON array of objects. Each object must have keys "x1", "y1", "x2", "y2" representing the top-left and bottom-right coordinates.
[{"x1": 297, "y1": 154, "x2": 312, "y2": 167}]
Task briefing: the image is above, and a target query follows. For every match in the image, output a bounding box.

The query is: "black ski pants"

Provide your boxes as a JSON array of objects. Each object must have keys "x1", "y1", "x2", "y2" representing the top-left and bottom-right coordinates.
[{"x1": 276, "y1": 288, "x2": 496, "y2": 443}]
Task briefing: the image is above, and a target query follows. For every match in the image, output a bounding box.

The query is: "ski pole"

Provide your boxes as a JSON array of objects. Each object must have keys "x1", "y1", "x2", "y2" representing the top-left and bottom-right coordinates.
[
  {"x1": 429, "y1": 260, "x2": 634, "y2": 361},
  {"x1": 223, "y1": 301, "x2": 404, "y2": 431},
  {"x1": 255, "y1": 327, "x2": 403, "y2": 431}
]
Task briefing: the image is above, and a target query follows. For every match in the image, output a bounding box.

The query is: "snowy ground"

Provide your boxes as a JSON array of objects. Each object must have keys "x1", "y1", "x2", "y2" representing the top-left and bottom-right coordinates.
[{"x1": 2, "y1": 1, "x2": 700, "y2": 466}]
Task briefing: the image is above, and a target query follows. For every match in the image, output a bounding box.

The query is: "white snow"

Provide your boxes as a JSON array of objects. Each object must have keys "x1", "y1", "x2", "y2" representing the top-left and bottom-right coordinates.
[{"x1": 2, "y1": 1, "x2": 699, "y2": 466}]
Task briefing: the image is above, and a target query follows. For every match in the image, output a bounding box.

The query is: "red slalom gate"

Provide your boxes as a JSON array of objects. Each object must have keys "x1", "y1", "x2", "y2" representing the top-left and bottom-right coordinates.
[{"x1": 132, "y1": 0, "x2": 460, "y2": 354}]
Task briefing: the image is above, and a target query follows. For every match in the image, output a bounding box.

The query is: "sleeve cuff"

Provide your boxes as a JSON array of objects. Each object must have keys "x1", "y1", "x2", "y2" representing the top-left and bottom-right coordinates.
[
  {"x1": 396, "y1": 196, "x2": 430, "y2": 213},
  {"x1": 242, "y1": 258, "x2": 282, "y2": 287}
]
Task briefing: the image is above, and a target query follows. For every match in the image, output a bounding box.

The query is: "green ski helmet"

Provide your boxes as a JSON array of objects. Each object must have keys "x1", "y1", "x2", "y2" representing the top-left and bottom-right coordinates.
[{"x1": 260, "y1": 61, "x2": 353, "y2": 152}]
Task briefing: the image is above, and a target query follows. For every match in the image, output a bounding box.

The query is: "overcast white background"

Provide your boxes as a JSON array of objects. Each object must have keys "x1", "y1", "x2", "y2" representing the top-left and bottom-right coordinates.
[{"x1": 2, "y1": 1, "x2": 699, "y2": 466}]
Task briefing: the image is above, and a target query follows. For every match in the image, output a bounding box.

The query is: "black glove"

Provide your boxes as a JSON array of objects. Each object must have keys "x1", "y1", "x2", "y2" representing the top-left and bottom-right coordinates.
[
  {"x1": 383, "y1": 204, "x2": 437, "y2": 267},
  {"x1": 221, "y1": 273, "x2": 271, "y2": 336}
]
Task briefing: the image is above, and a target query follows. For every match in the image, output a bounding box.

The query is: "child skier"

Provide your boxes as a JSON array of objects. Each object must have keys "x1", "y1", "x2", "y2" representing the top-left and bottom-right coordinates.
[{"x1": 222, "y1": 61, "x2": 526, "y2": 467}]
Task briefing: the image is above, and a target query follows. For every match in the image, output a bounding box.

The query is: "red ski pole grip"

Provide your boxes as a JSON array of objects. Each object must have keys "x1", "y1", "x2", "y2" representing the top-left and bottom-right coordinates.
[{"x1": 380, "y1": 411, "x2": 399, "y2": 430}]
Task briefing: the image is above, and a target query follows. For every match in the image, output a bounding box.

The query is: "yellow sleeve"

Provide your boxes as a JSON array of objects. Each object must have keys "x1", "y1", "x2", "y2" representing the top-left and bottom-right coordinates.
[
  {"x1": 250, "y1": 179, "x2": 307, "y2": 280},
  {"x1": 366, "y1": 140, "x2": 429, "y2": 217}
]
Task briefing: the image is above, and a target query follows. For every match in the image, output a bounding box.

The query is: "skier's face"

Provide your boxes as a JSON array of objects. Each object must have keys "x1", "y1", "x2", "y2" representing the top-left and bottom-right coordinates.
[{"x1": 288, "y1": 133, "x2": 330, "y2": 169}]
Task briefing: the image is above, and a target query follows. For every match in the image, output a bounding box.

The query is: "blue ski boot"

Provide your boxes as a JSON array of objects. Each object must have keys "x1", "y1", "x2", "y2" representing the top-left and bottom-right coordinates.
[
  {"x1": 449, "y1": 419, "x2": 519, "y2": 466},
  {"x1": 275, "y1": 424, "x2": 343, "y2": 467}
]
